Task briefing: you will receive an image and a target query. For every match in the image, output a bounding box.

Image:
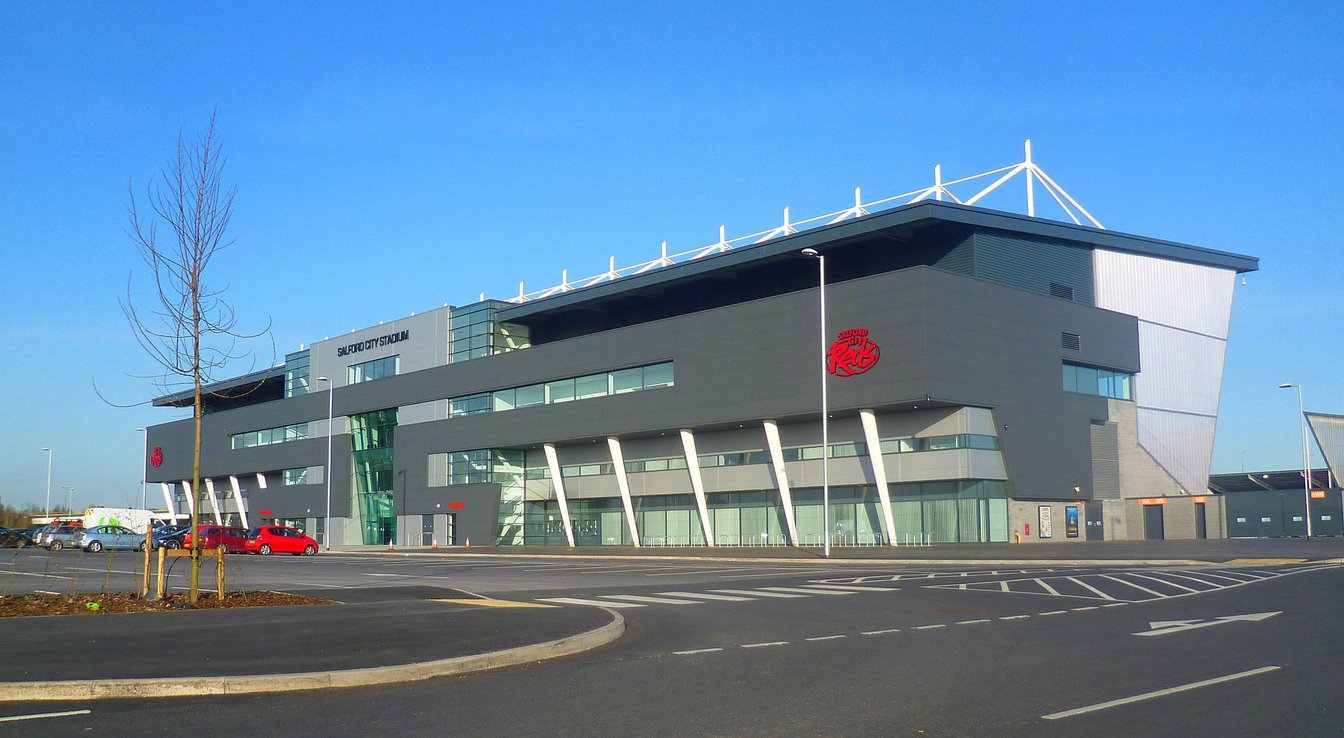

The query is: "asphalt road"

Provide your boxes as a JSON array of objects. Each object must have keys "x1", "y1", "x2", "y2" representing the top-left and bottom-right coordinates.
[{"x1": 1, "y1": 549, "x2": 1340, "y2": 736}]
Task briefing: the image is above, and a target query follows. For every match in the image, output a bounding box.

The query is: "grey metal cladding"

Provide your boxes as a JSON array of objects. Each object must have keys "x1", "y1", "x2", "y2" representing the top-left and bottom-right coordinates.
[
  {"x1": 1090, "y1": 422, "x2": 1121, "y2": 500},
  {"x1": 937, "y1": 232, "x2": 1095, "y2": 306}
]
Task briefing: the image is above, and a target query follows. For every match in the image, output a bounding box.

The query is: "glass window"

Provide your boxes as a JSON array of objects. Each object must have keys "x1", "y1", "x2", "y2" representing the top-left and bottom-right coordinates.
[
  {"x1": 492, "y1": 388, "x2": 516, "y2": 412},
  {"x1": 348, "y1": 355, "x2": 399, "y2": 384},
  {"x1": 575, "y1": 373, "x2": 608, "y2": 400},
  {"x1": 515, "y1": 384, "x2": 545, "y2": 407},
  {"x1": 642, "y1": 362, "x2": 674, "y2": 388},
  {"x1": 282, "y1": 468, "x2": 308, "y2": 485},
  {"x1": 546, "y1": 378, "x2": 575, "y2": 403},
  {"x1": 610, "y1": 367, "x2": 643, "y2": 394}
]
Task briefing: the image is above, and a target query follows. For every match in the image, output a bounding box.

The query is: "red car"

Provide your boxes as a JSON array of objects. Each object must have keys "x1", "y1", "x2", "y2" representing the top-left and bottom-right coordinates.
[
  {"x1": 245, "y1": 526, "x2": 319, "y2": 556},
  {"x1": 182, "y1": 525, "x2": 249, "y2": 553}
]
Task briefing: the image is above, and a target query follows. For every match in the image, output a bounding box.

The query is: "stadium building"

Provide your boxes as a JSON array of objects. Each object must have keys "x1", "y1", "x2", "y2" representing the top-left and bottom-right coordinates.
[{"x1": 144, "y1": 154, "x2": 1260, "y2": 547}]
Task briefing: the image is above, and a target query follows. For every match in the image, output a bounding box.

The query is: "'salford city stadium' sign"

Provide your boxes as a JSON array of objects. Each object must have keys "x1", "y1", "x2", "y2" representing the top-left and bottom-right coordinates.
[
  {"x1": 828, "y1": 327, "x2": 880, "y2": 376},
  {"x1": 338, "y1": 329, "x2": 410, "y2": 357}
]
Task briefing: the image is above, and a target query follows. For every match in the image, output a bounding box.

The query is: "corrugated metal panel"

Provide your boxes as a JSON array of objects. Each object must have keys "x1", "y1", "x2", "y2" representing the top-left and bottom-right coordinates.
[
  {"x1": 1090, "y1": 422, "x2": 1120, "y2": 500},
  {"x1": 969, "y1": 232, "x2": 1095, "y2": 305},
  {"x1": 1094, "y1": 249, "x2": 1236, "y2": 338},
  {"x1": 935, "y1": 235, "x2": 977, "y2": 276},
  {"x1": 1134, "y1": 323, "x2": 1227, "y2": 416},
  {"x1": 1136, "y1": 409, "x2": 1217, "y2": 498}
]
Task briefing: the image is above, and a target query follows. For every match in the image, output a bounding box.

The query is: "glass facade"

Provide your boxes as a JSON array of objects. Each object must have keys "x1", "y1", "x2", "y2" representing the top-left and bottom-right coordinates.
[
  {"x1": 348, "y1": 355, "x2": 399, "y2": 384},
  {"x1": 449, "y1": 361, "x2": 674, "y2": 418},
  {"x1": 1062, "y1": 361, "x2": 1134, "y2": 400},
  {"x1": 282, "y1": 468, "x2": 308, "y2": 485},
  {"x1": 449, "y1": 301, "x2": 531, "y2": 364},
  {"x1": 231, "y1": 422, "x2": 308, "y2": 450},
  {"x1": 284, "y1": 350, "x2": 310, "y2": 398},
  {"x1": 350, "y1": 408, "x2": 398, "y2": 545}
]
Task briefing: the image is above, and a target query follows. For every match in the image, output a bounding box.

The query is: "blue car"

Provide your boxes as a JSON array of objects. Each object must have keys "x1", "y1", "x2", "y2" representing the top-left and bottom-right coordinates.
[{"x1": 76, "y1": 525, "x2": 148, "y2": 553}]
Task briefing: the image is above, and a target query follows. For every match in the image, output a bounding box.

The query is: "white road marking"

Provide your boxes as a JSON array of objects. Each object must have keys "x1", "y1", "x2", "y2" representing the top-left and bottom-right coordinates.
[
  {"x1": 719, "y1": 569, "x2": 839, "y2": 580},
  {"x1": 1039, "y1": 610, "x2": 1067, "y2": 616},
  {"x1": 805, "y1": 635, "x2": 847, "y2": 641},
  {"x1": 602, "y1": 594, "x2": 704, "y2": 605},
  {"x1": 759, "y1": 586, "x2": 853, "y2": 596},
  {"x1": 655, "y1": 591, "x2": 755, "y2": 602},
  {"x1": 999, "y1": 615, "x2": 1031, "y2": 620},
  {"x1": 674, "y1": 648, "x2": 724, "y2": 656},
  {"x1": 1127, "y1": 572, "x2": 1199, "y2": 593},
  {"x1": 709, "y1": 588, "x2": 808, "y2": 598},
  {"x1": 799, "y1": 583, "x2": 900, "y2": 593},
  {"x1": 742, "y1": 641, "x2": 789, "y2": 648},
  {"x1": 1066, "y1": 576, "x2": 1117, "y2": 600},
  {"x1": 0, "y1": 709, "x2": 92, "y2": 723},
  {"x1": 1098, "y1": 574, "x2": 1167, "y2": 598},
  {"x1": 1071, "y1": 606, "x2": 1099, "y2": 612},
  {"x1": 861, "y1": 628, "x2": 902, "y2": 635},
  {"x1": 537, "y1": 597, "x2": 645, "y2": 608},
  {"x1": 1036, "y1": 578, "x2": 1061, "y2": 596},
  {"x1": 912, "y1": 624, "x2": 946, "y2": 630},
  {"x1": 956, "y1": 619, "x2": 991, "y2": 625},
  {"x1": 1042, "y1": 666, "x2": 1281, "y2": 720}
]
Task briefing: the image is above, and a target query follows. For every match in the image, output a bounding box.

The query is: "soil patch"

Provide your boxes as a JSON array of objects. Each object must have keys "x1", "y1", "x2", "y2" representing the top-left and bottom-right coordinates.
[{"x1": 0, "y1": 591, "x2": 332, "y2": 617}]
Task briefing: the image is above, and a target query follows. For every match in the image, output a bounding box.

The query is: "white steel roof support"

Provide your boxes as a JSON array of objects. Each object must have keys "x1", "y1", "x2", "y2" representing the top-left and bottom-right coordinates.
[
  {"x1": 542, "y1": 443, "x2": 576, "y2": 547},
  {"x1": 606, "y1": 437, "x2": 641, "y2": 546},
  {"x1": 229, "y1": 476, "x2": 249, "y2": 529},
  {"x1": 180, "y1": 481, "x2": 195, "y2": 517},
  {"x1": 679, "y1": 429, "x2": 716, "y2": 546},
  {"x1": 762, "y1": 420, "x2": 800, "y2": 546},
  {"x1": 160, "y1": 483, "x2": 177, "y2": 519},
  {"x1": 203, "y1": 478, "x2": 224, "y2": 525},
  {"x1": 860, "y1": 410, "x2": 899, "y2": 547}
]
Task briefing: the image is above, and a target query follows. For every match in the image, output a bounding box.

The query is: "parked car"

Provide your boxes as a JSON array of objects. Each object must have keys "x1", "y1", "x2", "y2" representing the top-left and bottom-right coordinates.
[
  {"x1": 245, "y1": 526, "x2": 319, "y2": 556},
  {"x1": 41, "y1": 524, "x2": 84, "y2": 551},
  {"x1": 76, "y1": 525, "x2": 148, "y2": 553},
  {"x1": 0, "y1": 529, "x2": 34, "y2": 548},
  {"x1": 182, "y1": 525, "x2": 249, "y2": 553},
  {"x1": 151, "y1": 525, "x2": 191, "y2": 550}
]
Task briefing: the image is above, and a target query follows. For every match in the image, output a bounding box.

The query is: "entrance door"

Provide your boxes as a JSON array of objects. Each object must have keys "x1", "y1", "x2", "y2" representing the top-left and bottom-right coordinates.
[
  {"x1": 1085, "y1": 501, "x2": 1104, "y2": 541},
  {"x1": 1143, "y1": 504, "x2": 1165, "y2": 540},
  {"x1": 1194, "y1": 503, "x2": 1207, "y2": 539}
]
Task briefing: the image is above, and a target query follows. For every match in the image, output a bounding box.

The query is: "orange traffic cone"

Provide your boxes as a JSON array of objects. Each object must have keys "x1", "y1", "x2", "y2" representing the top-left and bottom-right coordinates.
[
  {"x1": 465, "y1": 537, "x2": 471, "y2": 549},
  {"x1": 432, "y1": 538, "x2": 439, "y2": 550},
  {"x1": 387, "y1": 539, "x2": 395, "y2": 551}
]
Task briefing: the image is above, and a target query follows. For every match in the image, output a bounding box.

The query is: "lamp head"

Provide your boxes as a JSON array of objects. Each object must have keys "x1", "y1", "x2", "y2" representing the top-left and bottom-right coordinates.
[
  {"x1": 317, "y1": 376, "x2": 330, "y2": 382},
  {"x1": 1278, "y1": 383, "x2": 1294, "y2": 389},
  {"x1": 801, "y1": 248, "x2": 819, "y2": 258}
]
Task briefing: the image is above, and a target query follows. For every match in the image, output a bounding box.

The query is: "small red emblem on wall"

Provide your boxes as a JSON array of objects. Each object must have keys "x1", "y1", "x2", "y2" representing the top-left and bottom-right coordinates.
[
  {"x1": 828, "y1": 328, "x2": 880, "y2": 377},
  {"x1": 150, "y1": 446, "x2": 164, "y2": 468}
]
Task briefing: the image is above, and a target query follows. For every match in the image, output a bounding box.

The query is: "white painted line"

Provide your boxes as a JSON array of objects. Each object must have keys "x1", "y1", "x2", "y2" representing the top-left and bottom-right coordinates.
[
  {"x1": 1127, "y1": 572, "x2": 1199, "y2": 593},
  {"x1": 647, "y1": 567, "x2": 776, "y2": 576},
  {"x1": 805, "y1": 635, "x2": 847, "y2": 641},
  {"x1": 1042, "y1": 666, "x2": 1281, "y2": 720},
  {"x1": 602, "y1": 594, "x2": 704, "y2": 605},
  {"x1": 1039, "y1": 610, "x2": 1067, "y2": 616},
  {"x1": 1072, "y1": 606, "x2": 1099, "y2": 612},
  {"x1": 655, "y1": 591, "x2": 755, "y2": 602},
  {"x1": 1036, "y1": 578, "x2": 1061, "y2": 596},
  {"x1": 1066, "y1": 576, "x2": 1117, "y2": 600},
  {"x1": 537, "y1": 597, "x2": 645, "y2": 608},
  {"x1": 999, "y1": 581, "x2": 1010, "y2": 592},
  {"x1": 1098, "y1": 574, "x2": 1167, "y2": 598},
  {"x1": 1194, "y1": 571, "x2": 1257, "y2": 584},
  {"x1": 674, "y1": 648, "x2": 724, "y2": 656},
  {"x1": 956, "y1": 619, "x2": 991, "y2": 625},
  {"x1": 1207, "y1": 570, "x2": 1263, "y2": 582},
  {"x1": 800, "y1": 584, "x2": 900, "y2": 593},
  {"x1": 861, "y1": 628, "x2": 902, "y2": 635},
  {"x1": 719, "y1": 569, "x2": 837, "y2": 579},
  {"x1": 1102, "y1": 602, "x2": 1128, "y2": 607},
  {"x1": 709, "y1": 588, "x2": 807, "y2": 599},
  {"x1": 759, "y1": 586, "x2": 852, "y2": 596},
  {"x1": 999, "y1": 615, "x2": 1031, "y2": 620},
  {"x1": 0, "y1": 709, "x2": 92, "y2": 723},
  {"x1": 742, "y1": 641, "x2": 789, "y2": 648},
  {"x1": 579, "y1": 566, "x2": 691, "y2": 574},
  {"x1": 1161, "y1": 572, "x2": 1228, "y2": 588},
  {"x1": 912, "y1": 624, "x2": 946, "y2": 630}
]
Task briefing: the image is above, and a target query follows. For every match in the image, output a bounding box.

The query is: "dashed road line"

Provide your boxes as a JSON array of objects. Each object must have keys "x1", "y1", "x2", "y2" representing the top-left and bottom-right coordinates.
[
  {"x1": 805, "y1": 635, "x2": 847, "y2": 641},
  {"x1": 862, "y1": 628, "x2": 902, "y2": 635},
  {"x1": 742, "y1": 641, "x2": 789, "y2": 649},
  {"x1": 760, "y1": 586, "x2": 853, "y2": 596},
  {"x1": 654, "y1": 591, "x2": 754, "y2": 602},
  {"x1": 0, "y1": 709, "x2": 92, "y2": 723},
  {"x1": 956, "y1": 618, "x2": 991, "y2": 625},
  {"x1": 710, "y1": 588, "x2": 807, "y2": 599},
  {"x1": 673, "y1": 648, "x2": 724, "y2": 656},
  {"x1": 1040, "y1": 610, "x2": 1067, "y2": 616},
  {"x1": 912, "y1": 624, "x2": 946, "y2": 630},
  {"x1": 600, "y1": 594, "x2": 704, "y2": 605},
  {"x1": 537, "y1": 597, "x2": 646, "y2": 608},
  {"x1": 999, "y1": 615, "x2": 1030, "y2": 620}
]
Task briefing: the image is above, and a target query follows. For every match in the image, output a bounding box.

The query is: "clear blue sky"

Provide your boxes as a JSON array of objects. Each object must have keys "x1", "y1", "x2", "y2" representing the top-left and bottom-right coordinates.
[{"x1": 2, "y1": 1, "x2": 1340, "y2": 511}]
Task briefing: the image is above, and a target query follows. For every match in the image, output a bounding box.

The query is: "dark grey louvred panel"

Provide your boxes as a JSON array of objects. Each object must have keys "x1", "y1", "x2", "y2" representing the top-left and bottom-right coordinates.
[
  {"x1": 1091, "y1": 421, "x2": 1120, "y2": 500},
  {"x1": 935, "y1": 232, "x2": 1095, "y2": 305},
  {"x1": 1061, "y1": 332, "x2": 1081, "y2": 350}
]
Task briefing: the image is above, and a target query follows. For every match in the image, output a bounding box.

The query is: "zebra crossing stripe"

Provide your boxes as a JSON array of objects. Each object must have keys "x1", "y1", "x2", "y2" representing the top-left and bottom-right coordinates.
[
  {"x1": 603, "y1": 594, "x2": 704, "y2": 605},
  {"x1": 537, "y1": 597, "x2": 646, "y2": 608},
  {"x1": 799, "y1": 584, "x2": 899, "y2": 593},
  {"x1": 655, "y1": 591, "x2": 755, "y2": 602},
  {"x1": 1098, "y1": 574, "x2": 1167, "y2": 598},
  {"x1": 709, "y1": 588, "x2": 808, "y2": 598},
  {"x1": 760, "y1": 586, "x2": 853, "y2": 596}
]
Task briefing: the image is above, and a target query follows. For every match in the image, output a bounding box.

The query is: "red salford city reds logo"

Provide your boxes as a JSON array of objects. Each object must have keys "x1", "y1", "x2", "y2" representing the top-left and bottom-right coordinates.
[
  {"x1": 828, "y1": 328, "x2": 880, "y2": 376},
  {"x1": 150, "y1": 446, "x2": 164, "y2": 468}
]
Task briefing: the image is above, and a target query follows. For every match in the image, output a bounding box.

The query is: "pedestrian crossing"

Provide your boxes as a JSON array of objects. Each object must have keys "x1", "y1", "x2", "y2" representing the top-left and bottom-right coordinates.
[
  {"x1": 927, "y1": 565, "x2": 1336, "y2": 603},
  {"x1": 536, "y1": 583, "x2": 898, "y2": 608}
]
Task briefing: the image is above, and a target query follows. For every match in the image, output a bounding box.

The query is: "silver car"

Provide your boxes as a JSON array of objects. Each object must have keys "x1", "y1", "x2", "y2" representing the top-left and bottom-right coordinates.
[
  {"x1": 76, "y1": 525, "x2": 147, "y2": 553},
  {"x1": 41, "y1": 525, "x2": 84, "y2": 551}
]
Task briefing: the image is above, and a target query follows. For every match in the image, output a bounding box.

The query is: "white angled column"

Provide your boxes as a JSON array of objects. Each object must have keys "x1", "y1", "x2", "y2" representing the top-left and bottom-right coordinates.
[
  {"x1": 160, "y1": 483, "x2": 177, "y2": 518},
  {"x1": 606, "y1": 437, "x2": 641, "y2": 546},
  {"x1": 762, "y1": 420, "x2": 800, "y2": 546},
  {"x1": 679, "y1": 429, "x2": 715, "y2": 546},
  {"x1": 180, "y1": 481, "x2": 195, "y2": 517},
  {"x1": 543, "y1": 443, "x2": 576, "y2": 547},
  {"x1": 860, "y1": 410, "x2": 898, "y2": 546},
  {"x1": 203, "y1": 479, "x2": 224, "y2": 524},
  {"x1": 229, "y1": 476, "x2": 249, "y2": 528}
]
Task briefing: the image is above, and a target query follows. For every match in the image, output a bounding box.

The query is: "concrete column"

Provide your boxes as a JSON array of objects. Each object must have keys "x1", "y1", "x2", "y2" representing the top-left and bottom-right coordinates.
[
  {"x1": 679, "y1": 429, "x2": 715, "y2": 546},
  {"x1": 160, "y1": 483, "x2": 177, "y2": 519},
  {"x1": 860, "y1": 410, "x2": 899, "y2": 546},
  {"x1": 229, "y1": 476, "x2": 250, "y2": 529},
  {"x1": 180, "y1": 481, "x2": 195, "y2": 517},
  {"x1": 762, "y1": 420, "x2": 800, "y2": 546},
  {"x1": 203, "y1": 479, "x2": 224, "y2": 524},
  {"x1": 606, "y1": 437, "x2": 641, "y2": 546},
  {"x1": 543, "y1": 443, "x2": 576, "y2": 547}
]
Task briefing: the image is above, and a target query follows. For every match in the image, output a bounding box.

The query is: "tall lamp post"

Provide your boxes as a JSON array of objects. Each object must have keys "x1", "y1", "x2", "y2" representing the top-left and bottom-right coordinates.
[
  {"x1": 63, "y1": 486, "x2": 74, "y2": 515},
  {"x1": 317, "y1": 376, "x2": 334, "y2": 550},
  {"x1": 801, "y1": 248, "x2": 830, "y2": 558},
  {"x1": 1278, "y1": 383, "x2": 1312, "y2": 540},
  {"x1": 136, "y1": 428, "x2": 148, "y2": 509},
  {"x1": 41, "y1": 448, "x2": 52, "y2": 520}
]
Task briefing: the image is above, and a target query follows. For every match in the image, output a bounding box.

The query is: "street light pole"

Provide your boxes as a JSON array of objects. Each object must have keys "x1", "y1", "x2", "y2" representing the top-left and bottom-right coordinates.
[
  {"x1": 63, "y1": 486, "x2": 74, "y2": 515},
  {"x1": 41, "y1": 448, "x2": 52, "y2": 520},
  {"x1": 801, "y1": 248, "x2": 830, "y2": 558},
  {"x1": 317, "y1": 376, "x2": 334, "y2": 550},
  {"x1": 1278, "y1": 383, "x2": 1312, "y2": 539},
  {"x1": 136, "y1": 428, "x2": 148, "y2": 509}
]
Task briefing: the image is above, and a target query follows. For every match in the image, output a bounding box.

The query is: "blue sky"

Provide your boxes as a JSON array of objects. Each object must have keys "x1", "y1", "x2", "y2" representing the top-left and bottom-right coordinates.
[{"x1": 2, "y1": 2, "x2": 1340, "y2": 511}]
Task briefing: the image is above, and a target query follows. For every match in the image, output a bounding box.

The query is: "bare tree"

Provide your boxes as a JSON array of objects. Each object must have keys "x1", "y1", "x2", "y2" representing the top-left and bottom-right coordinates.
[{"x1": 121, "y1": 112, "x2": 268, "y2": 602}]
